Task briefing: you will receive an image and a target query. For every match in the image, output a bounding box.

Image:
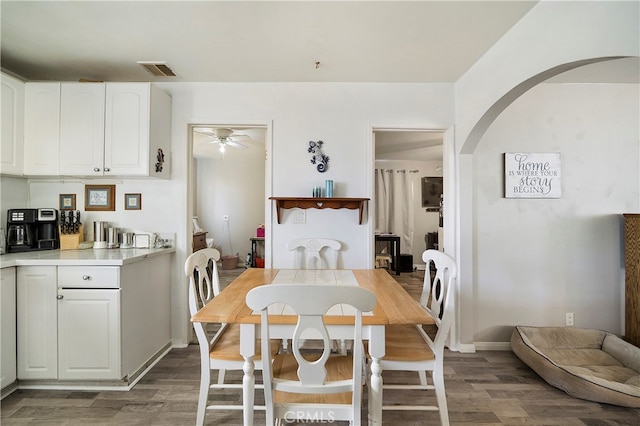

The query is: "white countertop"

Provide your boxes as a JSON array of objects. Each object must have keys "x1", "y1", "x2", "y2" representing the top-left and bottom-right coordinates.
[{"x1": 0, "y1": 246, "x2": 175, "y2": 268}]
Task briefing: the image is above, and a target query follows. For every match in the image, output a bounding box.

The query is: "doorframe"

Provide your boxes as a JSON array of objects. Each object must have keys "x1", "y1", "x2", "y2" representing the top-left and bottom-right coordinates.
[
  {"x1": 369, "y1": 124, "x2": 458, "y2": 351},
  {"x1": 185, "y1": 120, "x2": 273, "y2": 345}
]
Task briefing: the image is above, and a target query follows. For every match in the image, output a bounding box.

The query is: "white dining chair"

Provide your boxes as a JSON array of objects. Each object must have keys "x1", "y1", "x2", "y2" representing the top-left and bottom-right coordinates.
[
  {"x1": 246, "y1": 284, "x2": 377, "y2": 426},
  {"x1": 286, "y1": 237, "x2": 347, "y2": 354},
  {"x1": 368, "y1": 249, "x2": 457, "y2": 426},
  {"x1": 287, "y1": 238, "x2": 342, "y2": 269},
  {"x1": 185, "y1": 248, "x2": 279, "y2": 425}
]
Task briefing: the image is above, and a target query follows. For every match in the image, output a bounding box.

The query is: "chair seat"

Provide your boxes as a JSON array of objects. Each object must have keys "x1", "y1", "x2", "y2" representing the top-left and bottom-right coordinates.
[
  {"x1": 210, "y1": 323, "x2": 280, "y2": 361},
  {"x1": 380, "y1": 325, "x2": 436, "y2": 362},
  {"x1": 272, "y1": 354, "x2": 355, "y2": 404}
]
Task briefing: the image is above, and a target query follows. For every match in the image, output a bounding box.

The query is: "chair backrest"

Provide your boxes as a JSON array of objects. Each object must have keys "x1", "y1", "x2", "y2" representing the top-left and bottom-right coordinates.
[
  {"x1": 421, "y1": 249, "x2": 457, "y2": 349},
  {"x1": 246, "y1": 284, "x2": 377, "y2": 421},
  {"x1": 184, "y1": 248, "x2": 221, "y2": 317},
  {"x1": 287, "y1": 238, "x2": 342, "y2": 269}
]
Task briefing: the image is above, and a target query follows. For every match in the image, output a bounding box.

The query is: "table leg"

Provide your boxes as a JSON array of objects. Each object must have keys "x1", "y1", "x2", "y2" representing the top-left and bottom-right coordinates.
[
  {"x1": 394, "y1": 238, "x2": 400, "y2": 275},
  {"x1": 369, "y1": 357, "x2": 382, "y2": 426},
  {"x1": 242, "y1": 356, "x2": 255, "y2": 426},
  {"x1": 368, "y1": 325, "x2": 385, "y2": 426}
]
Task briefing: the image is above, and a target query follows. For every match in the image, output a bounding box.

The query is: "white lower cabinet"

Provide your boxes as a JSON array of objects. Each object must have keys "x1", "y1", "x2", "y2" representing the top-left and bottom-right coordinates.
[
  {"x1": 57, "y1": 289, "x2": 120, "y2": 380},
  {"x1": 17, "y1": 266, "x2": 57, "y2": 380},
  {"x1": 17, "y1": 266, "x2": 121, "y2": 381},
  {"x1": 16, "y1": 256, "x2": 171, "y2": 384},
  {"x1": 1, "y1": 267, "x2": 17, "y2": 391}
]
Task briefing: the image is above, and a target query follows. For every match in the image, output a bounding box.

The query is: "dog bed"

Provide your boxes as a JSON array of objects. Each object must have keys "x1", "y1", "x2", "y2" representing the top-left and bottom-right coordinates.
[{"x1": 510, "y1": 325, "x2": 640, "y2": 407}]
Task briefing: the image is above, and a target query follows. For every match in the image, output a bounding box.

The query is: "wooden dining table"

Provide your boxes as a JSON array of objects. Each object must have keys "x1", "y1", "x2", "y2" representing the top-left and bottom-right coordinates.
[{"x1": 191, "y1": 268, "x2": 434, "y2": 426}]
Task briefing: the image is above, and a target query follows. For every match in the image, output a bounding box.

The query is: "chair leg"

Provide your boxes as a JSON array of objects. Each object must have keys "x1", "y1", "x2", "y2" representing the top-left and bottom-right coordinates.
[
  {"x1": 418, "y1": 370, "x2": 428, "y2": 387},
  {"x1": 196, "y1": 365, "x2": 211, "y2": 426},
  {"x1": 432, "y1": 368, "x2": 450, "y2": 426},
  {"x1": 217, "y1": 368, "x2": 226, "y2": 385}
]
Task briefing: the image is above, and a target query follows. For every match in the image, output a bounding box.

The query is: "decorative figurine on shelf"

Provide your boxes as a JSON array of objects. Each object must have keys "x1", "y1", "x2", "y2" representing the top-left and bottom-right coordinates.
[{"x1": 308, "y1": 140, "x2": 329, "y2": 173}]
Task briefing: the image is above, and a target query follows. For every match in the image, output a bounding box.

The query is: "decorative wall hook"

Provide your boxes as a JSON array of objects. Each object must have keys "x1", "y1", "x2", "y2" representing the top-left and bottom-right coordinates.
[{"x1": 308, "y1": 140, "x2": 329, "y2": 173}]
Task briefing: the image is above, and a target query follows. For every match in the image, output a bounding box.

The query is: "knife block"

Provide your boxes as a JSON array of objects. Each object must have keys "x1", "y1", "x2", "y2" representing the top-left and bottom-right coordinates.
[{"x1": 59, "y1": 224, "x2": 84, "y2": 250}]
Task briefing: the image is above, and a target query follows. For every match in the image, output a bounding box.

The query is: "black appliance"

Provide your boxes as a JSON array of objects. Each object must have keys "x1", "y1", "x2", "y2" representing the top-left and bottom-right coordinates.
[{"x1": 6, "y1": 208, "x2": 59, "y2": 253}]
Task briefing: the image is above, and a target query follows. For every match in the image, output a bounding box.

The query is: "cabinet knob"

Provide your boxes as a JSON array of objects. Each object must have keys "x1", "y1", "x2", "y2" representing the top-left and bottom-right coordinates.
[
  {"x1": 82, "y1": 275, "x2": 91, "y2": 280},
  {"x1": 94, "y1": 167, "x2": 101, "y2": 172},
  {"x1": 104, "y1": 167, "x2": 111, "y2": 172},
  {"x1": 57, "y1": 294, "x2": 64, "y2": 300}
]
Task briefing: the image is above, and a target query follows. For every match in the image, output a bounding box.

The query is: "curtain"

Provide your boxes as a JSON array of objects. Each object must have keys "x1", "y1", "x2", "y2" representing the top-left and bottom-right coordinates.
[{"x1": 375, "y1": 169, "x2": 415, "y2": 255}]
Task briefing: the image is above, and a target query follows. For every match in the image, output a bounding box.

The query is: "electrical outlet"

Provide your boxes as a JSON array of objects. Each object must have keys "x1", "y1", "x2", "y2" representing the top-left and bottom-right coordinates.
[
  {"x1": 223, "y1": 215, "x2": 229, "y2": 221},
  {"x1": 293, "y1": 209, "x2": 306, "y2": 224},
  {"x1": 566, "y1": 312, "x2": 574, "y2": 326}
]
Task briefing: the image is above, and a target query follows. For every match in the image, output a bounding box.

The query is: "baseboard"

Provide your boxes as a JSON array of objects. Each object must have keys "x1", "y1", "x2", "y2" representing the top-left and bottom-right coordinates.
[
  {"x1": 474, "y1": 341, "x2": 512, "y2": 351},
  {"x1": 17, "y1": 343, "x2": 172, "y2": 392},
  {"x1": 457, "y1": 343, "x2": 477, "y2": 353},
  {"x1": 1, "y1": 381, "x2": 18, "y2": 400}
]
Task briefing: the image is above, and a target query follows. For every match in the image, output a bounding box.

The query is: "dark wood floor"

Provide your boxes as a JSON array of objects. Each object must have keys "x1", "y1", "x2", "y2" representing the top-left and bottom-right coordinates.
[{"x1": 2, "y1": 268, "x2": 640, "y2": 425}]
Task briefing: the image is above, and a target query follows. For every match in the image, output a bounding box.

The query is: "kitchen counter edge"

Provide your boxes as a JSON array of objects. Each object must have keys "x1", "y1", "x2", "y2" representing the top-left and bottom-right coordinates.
[{"x1": 0, "y1": 247, "x2": 176, "y2": 268}]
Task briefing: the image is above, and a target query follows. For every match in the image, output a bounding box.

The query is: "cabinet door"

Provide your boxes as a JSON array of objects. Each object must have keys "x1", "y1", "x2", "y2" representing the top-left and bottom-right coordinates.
[
  {"x1": 1, "y1": 267, "x2": 17, "y2": 389},
  {"x1": 104, "y1": 83, "x2": 149, "y2": 176},
  {"x1": 17, "y1": 266, "x2": 57, "y2": 380},
  {"x1": 1, "y1": 72, "x2": 24, "y2": 176},
  {"x1": 58, "y1": 289, "x2": 121, "y2": 380},
  {"x1": 59, "y1": 82, "x2": 105, "y2": 176},
  {"x1": 24, "y1": 82, "x2": 60, "y2": 175}
]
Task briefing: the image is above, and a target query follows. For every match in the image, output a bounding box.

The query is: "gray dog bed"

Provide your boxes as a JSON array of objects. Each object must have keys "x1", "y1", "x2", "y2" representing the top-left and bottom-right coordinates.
[{"x1": 511, "y1": 326, "x2": 640, "y2": 407}]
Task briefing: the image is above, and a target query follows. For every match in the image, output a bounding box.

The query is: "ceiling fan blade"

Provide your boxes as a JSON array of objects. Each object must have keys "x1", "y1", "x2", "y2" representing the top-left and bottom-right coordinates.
[
  {"x1": 226, "y1": 140, "x2": 247, "y2": 149},
  {"x1": 201, "y1": 136, "x2": 221, "y2": 144},
  {"x1": 194, "y1": 127, "x2": 216, "y2": 136}
]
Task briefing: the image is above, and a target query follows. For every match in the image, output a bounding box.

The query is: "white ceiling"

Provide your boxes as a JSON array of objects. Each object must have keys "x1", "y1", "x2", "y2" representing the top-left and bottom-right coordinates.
[
  {"x1": 2, "y1": 1, "x2": 637, "y2": 162},
  {"x1": 1, "y1": 0, "x2": 540, "y2": 83}
]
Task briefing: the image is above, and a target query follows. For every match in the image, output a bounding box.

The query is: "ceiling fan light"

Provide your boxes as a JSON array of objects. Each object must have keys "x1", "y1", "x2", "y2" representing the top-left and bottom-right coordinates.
[{"x1": 219, "y1": 143, "x2": 226, "y2": 153}]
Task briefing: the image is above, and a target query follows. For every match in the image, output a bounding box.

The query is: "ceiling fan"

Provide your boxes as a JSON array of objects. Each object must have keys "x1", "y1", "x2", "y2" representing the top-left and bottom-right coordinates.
[{"x1": 194, "y1": 127, "x2": 249, "y2": 152}]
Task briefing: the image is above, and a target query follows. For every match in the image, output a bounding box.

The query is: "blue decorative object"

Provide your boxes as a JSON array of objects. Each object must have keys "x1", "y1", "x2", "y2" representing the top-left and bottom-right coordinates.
[
  {"x1": 308, "y1": 140, "x2": 329, "y2": 173},
  {"x1": 325, "y1": 180, "x2": 333, "y2": 197}
]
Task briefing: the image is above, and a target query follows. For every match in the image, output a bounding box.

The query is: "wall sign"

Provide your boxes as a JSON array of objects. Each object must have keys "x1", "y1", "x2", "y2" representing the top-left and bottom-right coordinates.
[{"x1": 504, "y1": 152, "x2": 561, "y2": 198}]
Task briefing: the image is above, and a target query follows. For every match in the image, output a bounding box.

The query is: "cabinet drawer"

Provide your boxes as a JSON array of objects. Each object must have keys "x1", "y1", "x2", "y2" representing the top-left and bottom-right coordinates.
[{"x1": 57, "y1": 266, "x2": 120, "y2": 288}]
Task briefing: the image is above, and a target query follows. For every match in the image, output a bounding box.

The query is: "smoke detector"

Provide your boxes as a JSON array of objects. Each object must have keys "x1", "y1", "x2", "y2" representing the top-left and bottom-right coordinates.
[{"x1": 137, "y1": 61, "x2": 176, "y2": 77}]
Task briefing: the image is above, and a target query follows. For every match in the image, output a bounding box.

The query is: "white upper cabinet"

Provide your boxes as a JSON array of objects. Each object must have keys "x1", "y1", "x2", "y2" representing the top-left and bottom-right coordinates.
[
  {"x1": 23, "y1": 82, "x2": 61, "y2": 175},
  {"x1": 23, "y1": 81, "x2": 171, "y2": 178},
  {"x1": 104, "y1": 83, "x2": 171, "y2": 177},
  {"x1": 1, "y1": 72, "x2": 25, "y2": 176},
  {"x1": 59, "y1": 82, "x2": 106, "y2": 176}
]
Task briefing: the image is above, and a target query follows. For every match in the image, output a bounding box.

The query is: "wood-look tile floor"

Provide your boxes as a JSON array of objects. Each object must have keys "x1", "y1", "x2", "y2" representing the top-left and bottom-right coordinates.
[{"x1": 2, "y1": 268, "x2": 640, "y2": 425}]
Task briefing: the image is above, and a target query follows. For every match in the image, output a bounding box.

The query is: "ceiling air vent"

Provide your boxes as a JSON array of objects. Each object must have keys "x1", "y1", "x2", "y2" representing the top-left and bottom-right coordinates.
[{"x1": 137, "y1": 61, "x2": 176, "y2": 77}]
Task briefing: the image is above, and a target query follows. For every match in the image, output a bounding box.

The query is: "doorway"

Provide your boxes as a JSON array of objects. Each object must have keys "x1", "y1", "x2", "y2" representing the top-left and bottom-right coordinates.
[
  {"x1": 373, "y1": 128, "x2": 446, "y2": 270},
  {"x1": 189, "y1": 125, "x2": 268, "y2": 266}
]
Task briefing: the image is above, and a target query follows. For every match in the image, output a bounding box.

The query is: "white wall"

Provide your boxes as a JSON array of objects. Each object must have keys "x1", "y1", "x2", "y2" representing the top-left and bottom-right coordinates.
[
  {"x1": 0, "y1": 176, "x2": 28, "y2": 226},
  {"x1": 12, "y1": 81, "x2": 637, "y2": 349},
  {"x1": 195, "y1": 144, "x2": 265, "y2": 263},
  {"x1": 474, "y1": 82, "x2": 639, "y2": 343},
  {"x1": 454, "y1": 0, "x2": 639, "y2": 350},
  {"x1": 24, "y1": 179, "x2": 180, "y2": 242},
  {"x1": 162, "y1": 82, "x2": 454, "y2": 344}
]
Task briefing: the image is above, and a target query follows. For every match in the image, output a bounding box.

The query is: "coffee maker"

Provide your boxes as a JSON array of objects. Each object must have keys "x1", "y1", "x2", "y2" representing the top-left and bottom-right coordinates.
[{"x1": 6, "y1": 208, "x2": 59, "y2": 253}]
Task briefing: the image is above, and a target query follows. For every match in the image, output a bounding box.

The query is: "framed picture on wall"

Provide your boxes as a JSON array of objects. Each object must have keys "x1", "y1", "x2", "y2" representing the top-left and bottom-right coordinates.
[
  {"x1": 59, "y1": 194, "x2": 76, "y2": 211},
  {"x1": 124, "y1": 193, "x2": 142, "y2": 210},
  {"x1": 84, "y1": 185, "x2": 116, "y2": 211},
  {"x1": 421, "y1": 177, "x2": 443, "y2": 209}
]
